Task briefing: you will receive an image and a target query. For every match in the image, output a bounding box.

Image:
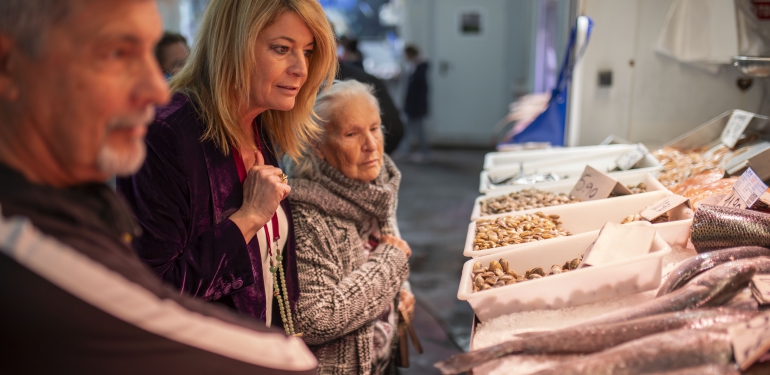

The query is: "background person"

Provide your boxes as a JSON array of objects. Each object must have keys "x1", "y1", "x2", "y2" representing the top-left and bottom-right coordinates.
[
  {"x1": 155, "y1": 31, "x2": 189, "y2": 78},
  {"x1": 288, "y1": 80, "x2": 413, "y2": 374},
  {"x1": 116, "y1": 0, "x2": 337, "y2": 333},
  {"x1": 338, "y1": 59, "x2": 404, "y2": 155},
  {"x1": 394, "y1": 44, "x2": 429, "y2": 163},
  {"x1": 0, "y1": 0, "x2": 316, "y2": 373}
]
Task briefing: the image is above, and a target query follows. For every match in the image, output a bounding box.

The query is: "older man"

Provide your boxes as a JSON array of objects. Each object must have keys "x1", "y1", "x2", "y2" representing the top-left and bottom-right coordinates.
[{"x1": 0, "y1": 1, "x2": 316, "y2": 373}]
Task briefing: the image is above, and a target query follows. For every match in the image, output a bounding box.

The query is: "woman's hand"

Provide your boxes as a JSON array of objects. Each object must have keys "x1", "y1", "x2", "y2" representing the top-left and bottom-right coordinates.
[
  {"x1": 230, "y1": 151, "x2": 290, "y2": 241},
  {"x1": 380, "y1": 235, "x2": 411, "y2": 258},
  {"x1": 399, "y1": 289, "x2": 415, "y2": 323}
]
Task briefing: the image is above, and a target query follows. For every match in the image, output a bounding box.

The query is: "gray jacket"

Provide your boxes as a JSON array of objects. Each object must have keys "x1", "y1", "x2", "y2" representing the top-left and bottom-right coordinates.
[{"x1": 289, "y1": 155, "x2": 409, "y2": 375}]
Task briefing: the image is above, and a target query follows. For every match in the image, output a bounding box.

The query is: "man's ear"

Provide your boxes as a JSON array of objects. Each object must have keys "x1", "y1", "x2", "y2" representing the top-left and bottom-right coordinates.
[{"x1": 0, "y1": 34, "x2": 19, "y2": 101}]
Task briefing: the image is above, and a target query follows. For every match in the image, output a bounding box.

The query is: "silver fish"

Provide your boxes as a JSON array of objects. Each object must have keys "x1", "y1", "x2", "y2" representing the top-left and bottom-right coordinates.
[
  {"x1": 657, "y1": 246, "x2": 770, "y2": 296},
  {"x1": 580, "y1": 259, "x2": 759, "y2": 327},
  {"x1": 644, "y1": 364, "x2": 739, "y2": 375},
  {"x1": 530, "y1": 329, "x2": 733, "y2": 375},
  {"x1": 723, "y1": 286, "x2": 760, "y2": 311},
  {"x1": 691, "y1": 205, "x2": 770, "y2": 253},
  {"x1": 434, "y1": 309, "x2": 756, "y2": 374}
]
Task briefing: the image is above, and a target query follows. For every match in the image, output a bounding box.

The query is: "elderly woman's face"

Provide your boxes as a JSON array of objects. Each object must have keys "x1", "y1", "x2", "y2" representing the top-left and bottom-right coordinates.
[
  {"x1": 316, "y1": 96, "x2": 384, "y2": 183},
  {"x1": 249, "y1": 12, "x2": 314, "y2": 113}
]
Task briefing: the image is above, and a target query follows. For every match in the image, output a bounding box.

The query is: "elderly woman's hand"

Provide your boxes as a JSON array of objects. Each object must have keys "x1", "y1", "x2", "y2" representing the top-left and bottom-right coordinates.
[
  {"x1": 231, "y1": 151, "x2": 291, "y2": 241},
  {"x1": 380, "y1": 235, "x2": 411, "y2": 258}
]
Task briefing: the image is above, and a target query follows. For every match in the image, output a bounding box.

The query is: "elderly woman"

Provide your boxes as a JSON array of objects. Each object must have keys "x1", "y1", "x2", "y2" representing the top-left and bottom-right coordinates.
[
  {"x1": 117, "y1": 0, "x2": 337, "y2": 335},
  {"x1": 288, "y1": 80, "x2": 413, "y2": 375}
]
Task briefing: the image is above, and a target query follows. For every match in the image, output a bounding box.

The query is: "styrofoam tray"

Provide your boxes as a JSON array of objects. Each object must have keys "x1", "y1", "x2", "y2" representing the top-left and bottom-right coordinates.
[
  {"x1": 479, "y1": 154, "x2": 662, "y2": 194},
  {"x1": 464, "y1": 189, "x2": 671, "y2": 257},
  {"x1": 458, "y1": 223, "x2": 671, "y2": 322},
  {"x1": 471, "y1": 172, "x2": 667, "y2": 221},
  {"x1": 483, "y1": 144, "x2": 636, "y2": 170}
]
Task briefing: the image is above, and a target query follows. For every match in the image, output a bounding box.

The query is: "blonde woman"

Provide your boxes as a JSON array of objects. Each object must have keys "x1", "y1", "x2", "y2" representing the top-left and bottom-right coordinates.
[{"x1": 117, "y1": 0, "x2": 337, "y2": 335}]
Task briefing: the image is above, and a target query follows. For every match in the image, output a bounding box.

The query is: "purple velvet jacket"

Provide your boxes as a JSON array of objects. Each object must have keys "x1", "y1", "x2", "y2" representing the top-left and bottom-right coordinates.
[{"x1": 116, "y1": 93, "x2": 299, "y2": 323}]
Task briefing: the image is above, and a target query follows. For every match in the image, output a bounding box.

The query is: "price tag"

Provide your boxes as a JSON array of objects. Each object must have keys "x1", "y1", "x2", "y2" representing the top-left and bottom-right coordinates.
[
  {"x1": 615, "y1": 143, "x2": 649, "y2": 171},
  {"x1": 751, "y1": 275, "x2": 770, "y2": 306},
  {"x1": 718, "y1": 190, "x2": 748, "y2": 210},
  {"x1": 640, "y1": 195, "x2": 690, "y2": 221},
  {"x1": 721, "y1": 110, "x2": 755, "y2": 148},
  {"x1": 569, "y1": 166, "x2": 631, "y2": 201},
  {"x1": 582, "y1": 222, "x2": 656, "y2": 266},
  {"x1": 733, "y1": 167, "x2": 769, "y2": 208},
  {"x1": 729, "y1": 311, "x2": 770, "y2": 371}
]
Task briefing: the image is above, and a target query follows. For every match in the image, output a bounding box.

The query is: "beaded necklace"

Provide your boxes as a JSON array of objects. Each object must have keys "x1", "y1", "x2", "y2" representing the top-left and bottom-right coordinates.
[
  {"x1": 263, "y1": 217, "x2": 299, "y2": 336},
  {"x1": 253, "y1": 121, "x2": 299, "y2": 337}
]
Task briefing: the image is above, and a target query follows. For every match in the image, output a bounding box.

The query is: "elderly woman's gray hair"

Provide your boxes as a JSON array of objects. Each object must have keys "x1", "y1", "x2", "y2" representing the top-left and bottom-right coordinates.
[{"x1": 288, "y1": 79, "x2": 382, "y2": 179}]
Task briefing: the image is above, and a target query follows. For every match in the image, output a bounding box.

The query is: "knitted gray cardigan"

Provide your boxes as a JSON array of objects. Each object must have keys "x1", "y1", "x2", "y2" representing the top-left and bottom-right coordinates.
[{"x1": 289, "y1": 154, "x2": 409, "y2": 375}]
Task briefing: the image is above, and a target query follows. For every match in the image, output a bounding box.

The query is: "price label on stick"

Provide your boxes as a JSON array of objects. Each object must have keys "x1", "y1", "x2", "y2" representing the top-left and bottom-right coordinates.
[
  {"x1": 640, "y1": 195, "x2": 690, "y2": 221},
  {"x1": 733, "y1": 167, "x2": 768, "y2": 208},
  {"x1": 569, "y1": 166, "x2": 632, "y2": 201},
  {"x1": 615, "y1": 143, "x2": 649, "y2": 171},
  {"x1": 721, "y1": 110, "x2": 755, "y2": 148},
  {"x1": 730, "y1": 312, "x2": 770, "y2": 371}
]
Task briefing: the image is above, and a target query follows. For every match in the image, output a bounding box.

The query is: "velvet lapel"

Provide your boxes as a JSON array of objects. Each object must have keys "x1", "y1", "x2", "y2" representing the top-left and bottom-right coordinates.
[{"x1": 200, "y1": 140, "x2": 242, "y2": 225}]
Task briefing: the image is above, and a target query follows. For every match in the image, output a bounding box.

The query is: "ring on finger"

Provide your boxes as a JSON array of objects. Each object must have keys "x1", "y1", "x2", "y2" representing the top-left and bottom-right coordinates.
[{"x1": 280, "y1": 173, "x2": 288, "y2": 184}]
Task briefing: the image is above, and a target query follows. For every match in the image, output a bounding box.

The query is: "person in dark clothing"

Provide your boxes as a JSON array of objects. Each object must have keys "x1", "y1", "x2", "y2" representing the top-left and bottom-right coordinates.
[
  {"x1": 338, "y1": 61, "x2": 405, "y2": 154},
  {"x1": 394, "y1": 44, "x2": 430, "y2": 162},
  {"x1": 155, "y1": 31, "x2": 189, "y2": 78},
  {"x1": 342, "y1": 38, "x2": 364, "y2": 69},
  {"x1": 0, "y1": 0, "x2": 316, "y2": 373}
]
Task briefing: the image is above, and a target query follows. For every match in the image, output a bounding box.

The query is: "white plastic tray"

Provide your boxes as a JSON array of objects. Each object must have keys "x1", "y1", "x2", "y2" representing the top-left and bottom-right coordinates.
[
  {"x1": 479, "y1": 154, "x2": 662, "y2": 194},
  {"x1": 483, "y1": 144, "x2": 635, "y2": 170},
  {"x1": 653, "y1": 218, "x2": 693, "y2": 248},
  {"x1": 471, "y1": 172, "x2": 667, "y2": 221},
  {"x1": 458, "y1": 223, "x2": 671, "y2": 322},
  {"x1": 464, "y1": 189, "x2": 671, "y2": 257}
]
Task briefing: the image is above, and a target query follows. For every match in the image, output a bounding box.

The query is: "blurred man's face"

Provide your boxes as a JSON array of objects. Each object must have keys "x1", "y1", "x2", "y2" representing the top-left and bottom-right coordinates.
[{"x1": 10, "y1": 0, "x2": 169, "y2": 182}]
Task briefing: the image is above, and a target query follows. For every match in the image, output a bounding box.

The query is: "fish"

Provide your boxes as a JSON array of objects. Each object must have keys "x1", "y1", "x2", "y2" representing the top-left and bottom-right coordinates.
[
  {"x1": 530, "y1": 329, "x2": 733, "y2": 375},
  {"x1": 644, "y1": 364, "x2": 740, "y2": 375},
  {"x1": 644, "y1": 364, "x2": 739, "y2": 375},
  {"x1": 580, "y1": 258, "x2": 759, "y2": 327},
  {"x1": 434, "y1": 309, "x2": 756, "y2": 374},
  {"x1": 691, "y1": 205, "x2": 770, "y2": 253},
  {"x1": 657, "y1": 246, "x2": 770, "y2": 297},
  {"x1": 722, "y1": 286, "x2": 760, "y2": 311}
]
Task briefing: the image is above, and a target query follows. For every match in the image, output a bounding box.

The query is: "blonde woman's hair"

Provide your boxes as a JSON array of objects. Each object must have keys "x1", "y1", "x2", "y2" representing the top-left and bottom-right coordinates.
[
  {"x1": 170, "y1": 0, "x2": 338, "y2": 159},
  {"x1": 288, "y1": 79, "x2": 381, "y2": 179}
]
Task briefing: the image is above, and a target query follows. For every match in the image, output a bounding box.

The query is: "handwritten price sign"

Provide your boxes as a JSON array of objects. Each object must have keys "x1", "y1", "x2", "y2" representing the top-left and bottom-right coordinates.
[
  {"x1": 730, "y1": 311, "x2": 770, "y2": 371},
  {"x1": 718, "y1": 190, "x2": 748, "y2": 210},
  {"x1": 717, "y1": 168, "x2": 768, "y2": 210},
  {"x1": 569, "y1": 166, "x2": 631, "y2": 202},
  {"x1": 752, "y1": 275, "x2": 770, "y2": 306},
  {"x1": 640, "y1": 195, "x2": 690, "y2": 221},
  {"x1": 615, "y1": 143, "x2": 649, "y2": 171},
  {"x1": 721, "y1": 110, "x2": 755, "y2": 148},
  {"x1": 733, "y1": 167, "x2": 768, "y2": 208}
]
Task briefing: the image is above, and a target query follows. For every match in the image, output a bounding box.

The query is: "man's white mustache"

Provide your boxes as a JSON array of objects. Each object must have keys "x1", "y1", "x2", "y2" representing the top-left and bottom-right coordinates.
[{"x1": 107, "y1": 106, "x2": 155, "y2": 130}]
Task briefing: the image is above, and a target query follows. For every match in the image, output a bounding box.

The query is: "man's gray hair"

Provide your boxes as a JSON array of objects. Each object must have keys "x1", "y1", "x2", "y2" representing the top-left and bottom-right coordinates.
[
  {"x1": 0, "y1": 0, "x2": 75, "y2": 55},
  {"x1": 288, "y1": 79, "x2": 381, "y2": 179}
]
